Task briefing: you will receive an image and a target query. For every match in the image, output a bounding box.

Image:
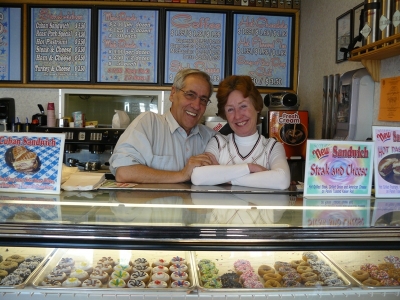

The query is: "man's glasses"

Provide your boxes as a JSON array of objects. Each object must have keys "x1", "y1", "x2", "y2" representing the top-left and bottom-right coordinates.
[{"x1": 179, "y1": 89, "x2": 211, "y2": 106}]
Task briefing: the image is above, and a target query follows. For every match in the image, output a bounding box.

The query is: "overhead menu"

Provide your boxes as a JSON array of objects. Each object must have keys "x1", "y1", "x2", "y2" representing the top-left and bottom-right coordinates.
[
  {"x1": 232, "y1": 13, "x2": 293, "y2": 88},
  {"x1": 30, "y1": 7, "x2": 91, "y2": 82},
  {"x1": 164, "y1": 11, "x2": 226, "y2": 85},
  {"x1": 0, "y1": 7, "x2": 21, "y2": 81},
  {"x1": 97, "y1": 9, "x2": 158, "y2": 83}
]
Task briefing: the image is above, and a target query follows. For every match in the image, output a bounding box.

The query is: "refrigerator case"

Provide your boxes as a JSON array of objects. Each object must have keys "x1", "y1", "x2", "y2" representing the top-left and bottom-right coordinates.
[{"x1": 268, "y1": 110, "x2": 308, "y2": 159}]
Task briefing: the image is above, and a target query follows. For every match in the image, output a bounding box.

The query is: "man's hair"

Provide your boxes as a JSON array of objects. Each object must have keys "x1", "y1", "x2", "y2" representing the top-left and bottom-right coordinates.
[{"x1": 172, "y1": 69, "x2": 214, "y2": 97}]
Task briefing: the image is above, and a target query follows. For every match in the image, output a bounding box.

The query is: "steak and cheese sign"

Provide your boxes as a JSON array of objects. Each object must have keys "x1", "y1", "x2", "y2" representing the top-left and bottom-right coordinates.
[
  {"x1": 304, "y1": 140, "x2": 374, "y2": 197},
  {"x1": 0, "y1": 133, "x2": 65, "y2": 194}
]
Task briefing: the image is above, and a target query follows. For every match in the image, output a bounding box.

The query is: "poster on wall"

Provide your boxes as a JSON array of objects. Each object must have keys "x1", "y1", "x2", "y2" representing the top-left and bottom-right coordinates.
[
  {"x1": 232, "y1": 13, "x2": 293, "y2": 88},
  {"x1": 164, "y1": 10, "x2": 226, "y2": 85},
  {"x1": 0, "y1": 133, "x2": 65, "y2": 194},
  {"x1": 30, "y1": 7, "x2": 91, "y2": 82},
  {"x1": 303, "y1": 140, "x2": 374, "y2": 197},
  {"x1": 0, "y1": 6, "x2": 21, "y2": 81},
  {"x1": 97, "y1": 9, "x2": 159, "y2": 83},
  {"x1": 372, "y1": 126, "x2": 400, "y2": 198}
]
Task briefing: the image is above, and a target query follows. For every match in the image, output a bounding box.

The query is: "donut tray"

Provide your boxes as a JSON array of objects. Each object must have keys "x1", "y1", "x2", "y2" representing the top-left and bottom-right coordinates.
[
  {"x1": 193, "y1": 251, "x2": 352, "y2": 293},
  {"x1": 32, "y1": 248, "x2": 196, "y2": 293},
  {"x1": 0, "y1": 247, "x2": 55, "y2": 289},
  {"x1": 321, "y1": 251, "x2": 400, "y2": 290}
]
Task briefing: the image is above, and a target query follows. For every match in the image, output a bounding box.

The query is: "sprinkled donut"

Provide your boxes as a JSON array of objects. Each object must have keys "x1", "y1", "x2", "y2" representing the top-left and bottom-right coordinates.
[
  {"x1": 283, "y1": 279, "x2": 301, "y2": 287},
  {"x1": 282, "y1": 272, "x2": 301, "y2": 282},
  {"x1": 278, "y1": 266, "x2": 296, "y2": 275}
]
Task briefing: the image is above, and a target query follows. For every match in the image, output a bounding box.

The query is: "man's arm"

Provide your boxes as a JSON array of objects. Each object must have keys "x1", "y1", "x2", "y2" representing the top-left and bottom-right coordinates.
[{"x1": 115, "y1": 153, "x2": 214, "y2": 183}]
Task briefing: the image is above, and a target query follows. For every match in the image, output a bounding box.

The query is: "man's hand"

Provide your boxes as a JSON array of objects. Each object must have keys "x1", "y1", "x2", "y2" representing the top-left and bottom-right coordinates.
[
  {"x1": 248, "y1": 163, "x2": 268, "y2": 173},
  {"x1": 180, "y1": 153, "x2": 215, "y2": 181}
]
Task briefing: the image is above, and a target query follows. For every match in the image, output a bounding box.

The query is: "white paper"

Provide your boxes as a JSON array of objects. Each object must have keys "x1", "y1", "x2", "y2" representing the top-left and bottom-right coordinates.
[{"x1": 61, "y1": 172, "x2": 106, "y2": 191}]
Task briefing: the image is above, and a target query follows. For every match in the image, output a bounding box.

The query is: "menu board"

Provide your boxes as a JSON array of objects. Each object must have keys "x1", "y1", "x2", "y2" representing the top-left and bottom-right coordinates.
[
  {"x1": 30, "y1": 7, "x2": 91, "y2": 82},
  {"x1": 372, "y1": 126, "x2": 400, "y2": 198},
  {"x1": 232, "y1": 13, "x2": 293, "y2": 88},
  {"x1": 304, "y1": 140, "x2": 374, "y2": 197},
  {"x1": 164, "y1": 11, "x2": 226, "y2": 85},
  {"x1": 0, "y1": 7, "x2": 21, "y2": 81},
  {"x1": 97, "y1": 9, "x2": 159, "y2": 83},
  {"x1": 0, "y1": 133, "x2": 65, "y2": 194}
]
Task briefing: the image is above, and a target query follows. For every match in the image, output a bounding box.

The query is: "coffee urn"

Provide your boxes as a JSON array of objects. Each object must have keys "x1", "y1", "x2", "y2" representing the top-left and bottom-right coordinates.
[
  {"x1": 379, "y1": 0, "x2": 394, "y2": 40},
  {"x1": 362, "y1": 0, "x2": 381, "y2": 45}
]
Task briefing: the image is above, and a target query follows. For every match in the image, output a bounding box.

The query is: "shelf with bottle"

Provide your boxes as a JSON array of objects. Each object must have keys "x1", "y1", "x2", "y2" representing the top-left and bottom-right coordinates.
[{"x1": 349, "y1": 33, "x2": 400, "y2": 82}]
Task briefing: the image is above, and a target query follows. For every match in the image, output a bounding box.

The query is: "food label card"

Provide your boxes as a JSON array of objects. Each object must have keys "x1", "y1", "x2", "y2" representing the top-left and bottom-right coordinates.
[
  {"x1": 371, "y1": 199, "x2": 400, "y2": 226},
  {"x1": 373, "y1": 126, "x2": 400, "y2": 197},
  {"x1": 304, "y1": 140, "x2": 374, "y2": 197},
  {"x1": 0, "y1": 133, "x2": 65, "y2": 194}
]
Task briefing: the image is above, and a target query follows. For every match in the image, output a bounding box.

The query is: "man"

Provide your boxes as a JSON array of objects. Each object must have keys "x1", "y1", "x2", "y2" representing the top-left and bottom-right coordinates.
[{"x1": 109, "y1": 69, "x2": 216, "y2": 183}]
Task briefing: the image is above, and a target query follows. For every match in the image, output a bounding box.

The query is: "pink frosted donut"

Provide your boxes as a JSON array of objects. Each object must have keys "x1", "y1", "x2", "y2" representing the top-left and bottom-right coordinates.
[
  {"x1": 360, "y1": 263, "x2": 378, "y2": 273},
  {"x1": 234, "y1": 259, "x2": 251, "y2": 270},
  {"x1": 243, "y1": 278, "x2": 263, "y2": 288},
  {"x1": 239, "y1": 270, "x2": 258, "y2": 283},
  {"x1": 370, "y1": 269, "x2": 389, "y2": 281}
]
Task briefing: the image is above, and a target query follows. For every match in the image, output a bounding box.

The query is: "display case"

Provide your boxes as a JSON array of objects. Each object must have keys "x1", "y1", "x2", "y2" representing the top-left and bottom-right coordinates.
[{"x1": 0, "y1": 184, "x2": 400, "y2": 299}]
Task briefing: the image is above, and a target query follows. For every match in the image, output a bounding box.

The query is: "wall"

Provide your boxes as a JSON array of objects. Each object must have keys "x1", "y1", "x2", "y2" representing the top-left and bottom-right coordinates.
[
  {"x1": 1, "y1": 0, "x2": 400, "y2": 134},
  {"x1": 298, "y1": 0, "x2": 400, "y2": 139}
]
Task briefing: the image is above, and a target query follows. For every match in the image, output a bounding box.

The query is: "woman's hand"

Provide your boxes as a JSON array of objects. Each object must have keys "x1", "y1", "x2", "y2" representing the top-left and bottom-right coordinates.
[{"x1": 248, "y1": 163, "x2": 268, "y2": 173}]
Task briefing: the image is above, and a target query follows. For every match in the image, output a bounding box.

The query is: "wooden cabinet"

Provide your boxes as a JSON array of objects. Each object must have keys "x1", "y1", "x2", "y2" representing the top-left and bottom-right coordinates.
[{"x1": 349, "y1": 33, "x2": 400, "y2": 82}]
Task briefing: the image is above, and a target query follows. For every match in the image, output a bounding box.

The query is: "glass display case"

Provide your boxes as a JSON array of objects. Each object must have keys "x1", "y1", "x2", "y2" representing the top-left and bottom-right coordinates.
[{"x1": 0, "y1": 184, "x2": 400, "y2": 299}]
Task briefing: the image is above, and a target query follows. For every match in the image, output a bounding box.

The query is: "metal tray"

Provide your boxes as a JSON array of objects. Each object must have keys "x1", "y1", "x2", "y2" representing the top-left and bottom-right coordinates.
[
  {"x1": 32, "y1": 249, "x2": 196, "y2": 293},
  {"x1": 193, "y1": 251, "x2": 352, "y2": 293},
  {"x1": 0, "y1": 247, "x2": 55, "y2": 289},
  {"x1": 321, "y1": 251, "x2": 400, "y2": 289}
]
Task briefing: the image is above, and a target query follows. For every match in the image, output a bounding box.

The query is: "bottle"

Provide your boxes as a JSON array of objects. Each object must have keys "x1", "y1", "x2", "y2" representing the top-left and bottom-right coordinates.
[{"x1": 47, "y1": 102, "x2": 56, "y2": 127}]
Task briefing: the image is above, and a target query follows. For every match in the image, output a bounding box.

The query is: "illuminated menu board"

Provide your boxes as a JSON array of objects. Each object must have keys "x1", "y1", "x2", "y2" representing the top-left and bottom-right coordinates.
[
  {"x1": 164, "y1": 11, "x2": 226, "y2": 85},
  {"x1": 232, "y1": 13, "x2": 293, "y2": 88},
  {"x1": 0, "y1": 7, "x2": 21, "y2": 81},
  {"x1": 30, "y1": 7, "x2": 91, "y2": 82},
  {"x1": 97, "y1": 9, "x2": 158, "y2": 83}
]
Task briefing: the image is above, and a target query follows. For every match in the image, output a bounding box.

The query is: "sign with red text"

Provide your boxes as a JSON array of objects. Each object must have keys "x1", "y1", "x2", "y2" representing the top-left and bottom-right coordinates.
[
  {"x1": 97, "y1": 9, "x2": 159, "y2": 83},
  {"x1": 0, "y1": 133, "x2": 65, "y2": 194},
  {"x1": 164, "y1": 10, "x2": 226, "y2": 85},
  {"x1": 372, "y1": 126, "x2": 400, "y2": 198},
  {"x1": 304, "y1": 140, "x2": 374, "y2": 197}
]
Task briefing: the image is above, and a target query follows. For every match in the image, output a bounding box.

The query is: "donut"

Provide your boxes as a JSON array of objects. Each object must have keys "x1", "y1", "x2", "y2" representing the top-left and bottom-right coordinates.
[
  {"x1": 6, "y1": 255, "x2": 25, "y2": 264},
  {"x1": 239, "y1": 270, "x2": 259, "y2": 284},
  {"x1": 274, "y1": 261, "x2": 291, "y2": 270},
  {"x1": 351, "y1": 270, "x2": 369, "y2": 282},
  {"x1": 263, "y1": 273, "x2": 282, "y2": 282},
  {"x1": 264, "y1": 279, "x2": 281, "y2": 288},
  {"x1": 388, "y1": 268, "x2": 400, "y2": 280},
  {"x1": 0, "y1": 261, "x2": 18, "y2": 273},
  {"x1": 243, "y1": 279, "x2": 264, "y2": 288},
  {"x1": 0, "y1": 270, "x2": 8, "y2": 280},
  {"x1": 297, "y1": 266, "x2": 312, "y2": 274},
  {"x1": 360, "y1": 263, "x2": 378, "y2": 272},
  {"x1": 258, "y1": 264, "x2": 275, "y2": 276},
  {"x1": 324, "y1": 278, "x2": 344, "y2": 286},
  {"x1": 378, "y1": 263, "x2": 394, "y2": 271},
  {"x1": 282, "y1": 272, "x2": 301, "y2": 282},
  {"x1": 283, "y1": 279, "x2": 301, "y2": 287},
  {"x1": 319, "y1": 270, "x2": 338, "y2": 281},
  {"x1": 290, "y1": 260, "x2": 307, "y2": 268},
  {"x1": 381, "y1": 278, "x2": 400, "y2": 286},
  {"x1": 1, "y1": 274, "x2": 23, "y2": 286},
  {"x1": 370, "y1": 269, "x2": 389, "y2": 281},
  {"x1": 362, "y1": 278, "x2": 382, "y2": 286},
  {"x1": 203, "y1": 278, "x2": 222, "y2": 288},
  {"x1": 278, "y1": 266, "x2": 296, "y2": 275},
  {"x1": 301, "y1": 272, "x2": 318, "y2": 283},
  {"x1": 13, "y1": 268, "x2": 31, "y2": 280},
  {"x1": 25, "y1": 255, "x2": 44, "y2": 263},
  {"x1": 305, "y1": 280, "x2": 324, "y2": 287},
  {"x1": 302, "y1": 252, "x2": 318, "y2": 261}
]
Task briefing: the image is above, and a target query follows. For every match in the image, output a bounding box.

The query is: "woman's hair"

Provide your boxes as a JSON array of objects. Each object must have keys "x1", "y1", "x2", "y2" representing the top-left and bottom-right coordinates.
[
  {"x1": 216, "y1": 75, "x2": 263, "y2": 122},
  {"x1": 172, "y1": 69, "x2": 214, "y2": 97}
]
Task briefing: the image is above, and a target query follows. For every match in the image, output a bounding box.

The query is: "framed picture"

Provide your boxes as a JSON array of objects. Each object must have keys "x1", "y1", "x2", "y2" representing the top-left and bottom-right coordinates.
[
  {"x1": 336, "y1": 9, "x2": 352, "y2": 63},
  {"x1": 352, "y1": 3, "x2": 364, "y2": 49}
]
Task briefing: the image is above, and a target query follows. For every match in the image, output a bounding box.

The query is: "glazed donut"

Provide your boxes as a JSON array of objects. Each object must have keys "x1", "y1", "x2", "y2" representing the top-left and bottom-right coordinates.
[
  {"x1": 6, "y1": 255, "x2": 25, "y2": 264},
  {"x1": 258, "y1": 265, "x2": 275, "y2": 276},
  {"x1": 362, "y1": 278, "x2": 382, "y2": 286},
  {"x1": 388, "y1": 268, "x2": 400, "y2": 280},
  {"x1": 305, "y1": 280, "x2": 324, "y2": 287},
  {"x1": 290, "y1": 260, "x2": 307, "y2": 268},
  {"x1": 378, "y1": 263, "x2": 394, "y2": 271},
  {"x1": 301, "y1": 272, "x2": 318, "y2": 283},
  {"x1": 264, "y1": 279, "x2": 281, "y2": 288},
  {"x1": 297, "y1": 266, "x2": 312, "y2": 274},
  {"x1": 351, "y1": 270, "x2": 369, "y2": 282},
  {"x1": 263, "y1": 273, "x2": 282, "y2": 282}
]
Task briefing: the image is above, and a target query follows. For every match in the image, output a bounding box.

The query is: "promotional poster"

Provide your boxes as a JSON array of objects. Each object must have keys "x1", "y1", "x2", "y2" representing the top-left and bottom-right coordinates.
[
  {"x1": 373, "y1": 126, "x2": 400, "y2": 197},
  {"x1": 0, "y1": 133, "x2": 65, "y2": 194},
  {"x1": 304, "y1": 140, "x2": 374, "y2": 197}
]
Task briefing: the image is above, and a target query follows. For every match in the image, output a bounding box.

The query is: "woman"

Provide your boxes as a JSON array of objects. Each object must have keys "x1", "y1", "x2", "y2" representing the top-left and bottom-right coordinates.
[{"x1": 191, "y1": 75, "x2": 290, "y2": 189}]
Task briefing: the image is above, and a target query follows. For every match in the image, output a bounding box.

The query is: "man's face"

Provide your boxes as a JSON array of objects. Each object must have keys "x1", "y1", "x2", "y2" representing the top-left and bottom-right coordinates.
[{"x1": 169, "y1": 74, "x2": 210, "y2": 135}]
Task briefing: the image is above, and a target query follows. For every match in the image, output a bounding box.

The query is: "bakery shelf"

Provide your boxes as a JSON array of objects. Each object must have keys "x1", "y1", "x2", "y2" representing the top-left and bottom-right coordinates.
[{"x1": 349, "y1": 33, "x2": 400, "y2": 82}]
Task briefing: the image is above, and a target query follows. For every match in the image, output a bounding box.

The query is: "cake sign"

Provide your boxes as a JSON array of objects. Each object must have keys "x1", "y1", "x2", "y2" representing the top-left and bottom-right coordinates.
[{"x1": 304, "y1": 140, "x2": 374, "y2": 197}]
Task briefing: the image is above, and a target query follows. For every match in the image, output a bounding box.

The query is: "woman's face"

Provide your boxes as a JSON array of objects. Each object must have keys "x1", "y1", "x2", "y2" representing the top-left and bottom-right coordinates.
[{"x1": 224, "y1": 90, "x2": 259, "y2": 137}]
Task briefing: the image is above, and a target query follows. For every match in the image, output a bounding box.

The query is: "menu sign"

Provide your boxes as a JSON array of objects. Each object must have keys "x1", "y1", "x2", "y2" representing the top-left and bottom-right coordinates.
[
  {"x1": 97, "y1": 9, "x2": 159, "y2": 83},
  {"x1": 0, "y1": 7, "x2": 21, "y2": 81},
  {"x1": 232, "y1": 13, "x2": 293, "y2": 88},
  {"x1": 304, "y1": 140, "x2": 374, "y2": 197},
  {"x1": 0, "y1": 133, "x2": 65, "y2": 194},
  {"x1": 164, "y1": 11, "x2": 226, "y2": 85},
  {"x1": 372, "y1": 126, "x2": 400, "y2": 198},
  {"x1": 30, "y1": 7, "x2": 91, "y2": 82}
]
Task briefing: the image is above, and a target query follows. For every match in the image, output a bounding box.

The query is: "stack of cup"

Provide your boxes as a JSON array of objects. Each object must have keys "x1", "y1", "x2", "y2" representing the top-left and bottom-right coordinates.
[{"x1": 47, "y1": 102, "x2": 56, "y2": 127}]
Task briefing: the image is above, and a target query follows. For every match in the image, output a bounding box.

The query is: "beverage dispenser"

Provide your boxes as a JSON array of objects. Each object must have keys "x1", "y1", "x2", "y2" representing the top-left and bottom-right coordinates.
[{"x1": 333, "y1": 68, "x2": 375, "y2": 141}]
